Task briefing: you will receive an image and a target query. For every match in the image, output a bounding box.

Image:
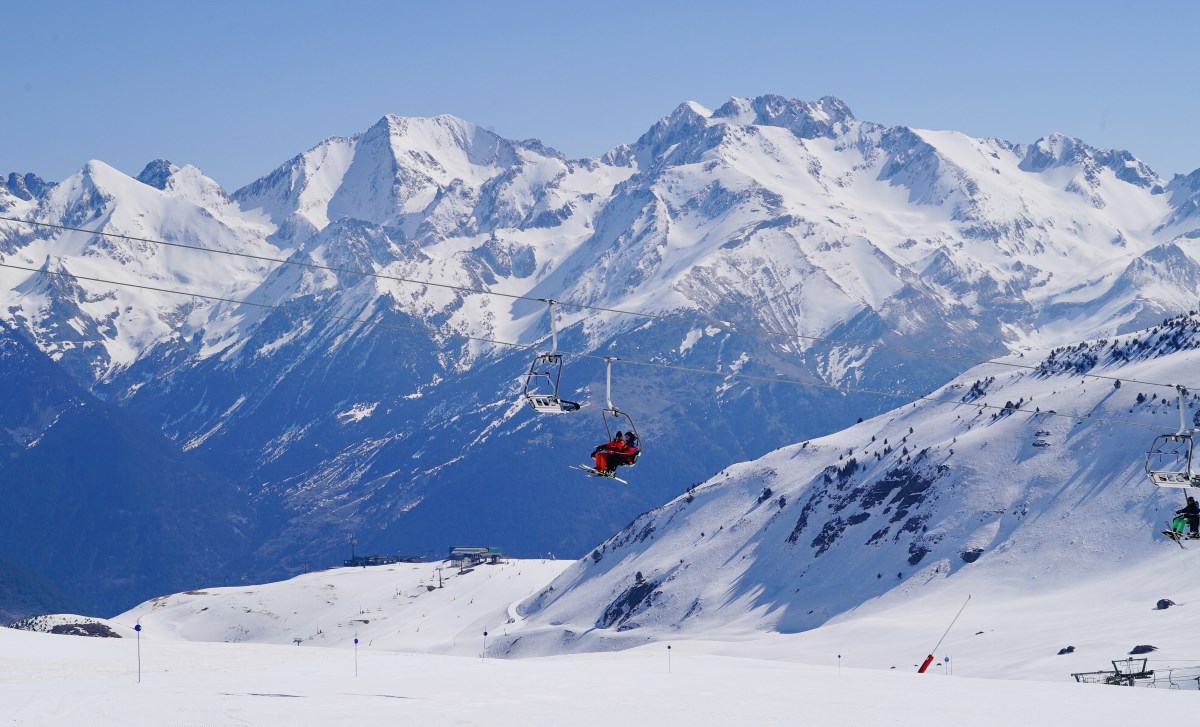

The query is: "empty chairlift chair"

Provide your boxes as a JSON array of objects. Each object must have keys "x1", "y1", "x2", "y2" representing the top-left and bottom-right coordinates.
[
  {"x1": 521, "y1": 300, "x2": 580, "y2": 414},
  {"x1": 1146, "y1": 386, "x2": 1200, "y2": 488}
]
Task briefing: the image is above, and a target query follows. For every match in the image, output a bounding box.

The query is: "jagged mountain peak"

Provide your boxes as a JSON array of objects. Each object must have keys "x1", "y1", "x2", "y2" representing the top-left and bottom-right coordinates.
[
  {"x1": 134, "y1": 159, "x2": 230, "y2": 207},
  {"x1": 51, "y1": 159, "x2": 179, "y2": 208},
  {"x1": 136, "y1": 159, "x2": 180, "y2": 190},
  {"x1": 159, "y1": 164, "x2": 230, "y2": 207},
  {"x1": 1019, "y1": 132, "x2": 1162, "y2": 190},
  {"x1": 32, "y1": 161, "x2": 129, "y2": 228},
  {"x1": 233, "y1": 112, "x2": 575, "y2": 244},
  {"x1": 712, "y1": 94, "x2": 856, "y2": 138},
  {"x1": 2, "y1": 172, "x2": 54, "y2": 202},
  {"x1": 369, "y1": 113, "x2": 520, "y2": 166},
  {"x1": 629, "y1": 94, "x2": 860, "y2": 173},
  {"x1": 1162, "y1": 168, "x2": 1200, "y2": 231},
  {"x1": 34, "y1": 159, "x2": 243, "y2": 242},
  {"x1": 633, "y1": 101, "x2": 718, "y2": 157}
]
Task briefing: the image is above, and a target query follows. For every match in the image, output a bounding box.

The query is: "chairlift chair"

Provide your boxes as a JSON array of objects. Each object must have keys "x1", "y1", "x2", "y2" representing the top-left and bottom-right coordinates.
[
  {"x1": 570, "y1": 358, "x2": 643, "y2": 483},
  {"x1": 601, "y1": 407, "x2": 640, "y2": 466},
  {"x1": 521, "y1": 300, "x2": 580, "y2": 414},
  {"x1": 1147, "y1": 434, "x2": 1197, "y2": 488},
  {"x1": 1146, "y1": 386, "x2": 1200, "y2": 488},
  {"x1": 523, "y1": 353, "x2": 580, "y2": 413}
]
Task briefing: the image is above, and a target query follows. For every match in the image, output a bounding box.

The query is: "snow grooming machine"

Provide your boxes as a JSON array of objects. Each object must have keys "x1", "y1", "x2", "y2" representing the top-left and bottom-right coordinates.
[
  {"x1": 522, "y1": 300, "x2": 580, "y2": 414},
  {"x1": 571, "y1": 357, "x2": 641, "y2": 484},
  {"x1": 1146, "y1": 385, "x2": 1200, "y2": 488}
]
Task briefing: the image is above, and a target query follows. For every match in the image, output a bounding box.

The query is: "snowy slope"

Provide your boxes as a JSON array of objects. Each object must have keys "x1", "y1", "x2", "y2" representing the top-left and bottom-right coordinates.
[
  {"x1": 8, "y1": 548, "x2": 1200, "y2": 726},
  {"x1": 117, "y1": 559, "x2": 570, "y2": 654},
  {"x1": 4, "y1": 621, "x2": 1193, "y2": 727},
  {"x1": 93, "y1": 552, "x2": 1200, "y2": 688},
  {"x1": 506, "y1": 312, "x2": 1200, "y2": 657}
]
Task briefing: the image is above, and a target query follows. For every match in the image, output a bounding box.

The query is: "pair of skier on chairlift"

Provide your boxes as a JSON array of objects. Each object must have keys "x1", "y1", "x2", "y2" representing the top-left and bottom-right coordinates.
[{"x1": 591, "y1": 430, "x2": 640, "y2": 474}]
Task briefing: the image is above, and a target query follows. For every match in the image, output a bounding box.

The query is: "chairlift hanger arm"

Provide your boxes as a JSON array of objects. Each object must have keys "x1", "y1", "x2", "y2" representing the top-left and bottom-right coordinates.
[
  {"x1": 604, "y1": 357, "x2": 617, "y2": 412},
  {"x1": 545, "y1": 299, "x2": 559, "y2": 355},
  {"x1": 1177, "y1": 384, "x2": 1189, "y2": 436}
]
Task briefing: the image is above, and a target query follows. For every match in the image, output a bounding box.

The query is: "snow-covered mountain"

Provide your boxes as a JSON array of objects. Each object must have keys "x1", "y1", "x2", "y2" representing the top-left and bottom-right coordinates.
[
  {"x1": 0, "y1": 321, "x2": 249, "y2": 615},
  {"x1": 503, "y1": 312, "x2": 1200, "y2": 653},
  {"x1": 3, "y1": 95, "x2": 1200, "y2": 612}
]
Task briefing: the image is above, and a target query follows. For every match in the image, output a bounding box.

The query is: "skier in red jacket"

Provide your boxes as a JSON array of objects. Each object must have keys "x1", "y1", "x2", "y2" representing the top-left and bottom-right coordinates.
[
  {"x1": 592, "y1": 431, "x2": 629, "y2": 473},
  {"x1": 616, "y1": 431, "x2": 639, "y2": 466}
]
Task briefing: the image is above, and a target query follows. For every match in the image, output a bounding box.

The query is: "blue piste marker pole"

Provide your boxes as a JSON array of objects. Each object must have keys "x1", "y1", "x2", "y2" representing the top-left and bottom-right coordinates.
[
  {"x1": 667, "y1": 644, "x2": 672, "y2": 674},
  {"x1": 482, "y1": 631, "x2": 488, "y2": 662},
  {"x1": 134, "y1": 622, "x2": 142, "y2": 684},
  {"x1": 354, "y1": 634, "x2": 359, "y2": 677}
]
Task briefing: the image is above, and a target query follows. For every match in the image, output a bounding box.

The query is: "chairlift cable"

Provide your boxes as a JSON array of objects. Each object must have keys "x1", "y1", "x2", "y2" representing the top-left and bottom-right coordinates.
[
  {"x1": 0, "y1": 260, "x2": 1177, "y2": 433},
  {"x1": 0, "y1": 215, "x2": 531, "y2": 302},
  {"x1": 0, "y1": 215, "x2": 1181, "y2": 392}
]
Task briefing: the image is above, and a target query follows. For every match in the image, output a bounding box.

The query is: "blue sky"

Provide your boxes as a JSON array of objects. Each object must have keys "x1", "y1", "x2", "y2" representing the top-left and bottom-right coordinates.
[{"x1": 5, "y1": 0, "x2": 1197, "y2": 189}]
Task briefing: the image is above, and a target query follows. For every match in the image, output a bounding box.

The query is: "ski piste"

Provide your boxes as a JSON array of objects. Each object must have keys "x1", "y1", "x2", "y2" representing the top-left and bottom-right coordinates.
[{"x1": 570, "y1": 464, "x2": 628, "y2": 485}]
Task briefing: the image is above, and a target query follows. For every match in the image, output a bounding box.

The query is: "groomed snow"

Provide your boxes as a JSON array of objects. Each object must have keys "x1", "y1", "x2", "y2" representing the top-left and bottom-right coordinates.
[
  {"x1": 2, "y1": 627, "x2": 1189, "y2": 726},
  {"x1": 4, "y1": 558, "x2": 1198, "y2": 725}
]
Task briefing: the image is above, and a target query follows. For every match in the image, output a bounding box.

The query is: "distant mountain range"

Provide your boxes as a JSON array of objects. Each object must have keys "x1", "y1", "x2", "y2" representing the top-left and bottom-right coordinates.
[{"x1": 2, "y1": 95, "x2": 1199, "y2": 617}]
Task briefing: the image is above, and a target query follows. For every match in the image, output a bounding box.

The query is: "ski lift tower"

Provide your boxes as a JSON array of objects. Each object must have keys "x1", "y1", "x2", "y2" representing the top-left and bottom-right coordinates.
[{"x1": 1106, "y1": 658, "x2": 1154, "y2": 686}]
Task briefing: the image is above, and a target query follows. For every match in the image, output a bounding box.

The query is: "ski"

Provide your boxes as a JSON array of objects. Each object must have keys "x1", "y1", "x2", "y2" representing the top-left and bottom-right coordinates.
[
  {"x1": 1163, "y1": 527, "x2": 1187, "y2": 549},
  {"x1": 570, "y1": 464, "x2": 628, "y2": 485}
]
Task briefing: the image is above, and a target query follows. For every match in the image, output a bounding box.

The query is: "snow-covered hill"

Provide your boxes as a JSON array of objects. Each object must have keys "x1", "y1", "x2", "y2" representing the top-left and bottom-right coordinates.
[
  {"x1": 506, "y1": 312, "x2": 1200, "y2": 655},
  {"x1": 93, "y1": 550, "x2": 1200, "y2": 687},
  {"x1": 117, "y1": 558, "x2": 570, "y2": 654},
  {"x1": 4, "y1": 95, "x2": 1200, "y2": 612}
]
